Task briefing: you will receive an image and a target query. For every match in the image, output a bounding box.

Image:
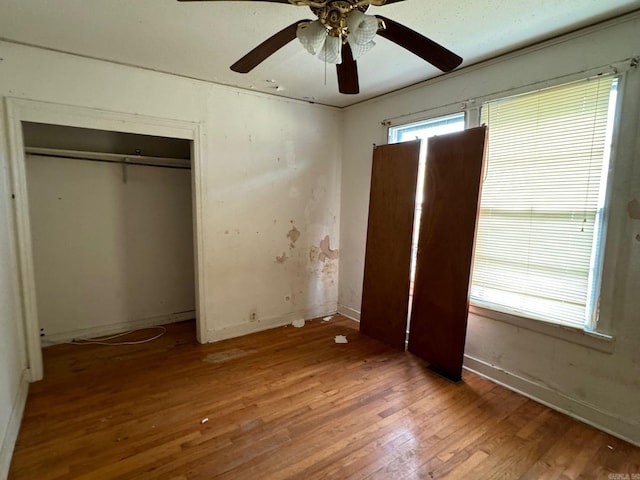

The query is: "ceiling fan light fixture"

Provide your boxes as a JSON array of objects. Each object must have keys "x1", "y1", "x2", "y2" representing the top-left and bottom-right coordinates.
[
  {"x1": 201, "y1": 0, "x2": 463, "y2": 95},
  {"x1": 297, "y1": 20, "x2": 328, "y2": 55},
  {"x1": 348, "y1": 39, "x2": 375, "y2": 60},
  {"x1": 346, "y1": 10, "x2": 379, "y2": 46},
  {"x1": 318, "y1": 34, "x2": 343, "y2": 64}
]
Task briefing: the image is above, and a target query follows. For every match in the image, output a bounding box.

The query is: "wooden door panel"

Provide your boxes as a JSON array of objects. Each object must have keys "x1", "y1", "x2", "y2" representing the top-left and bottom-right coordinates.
[
  {"x1": 408, "y1": 127, "x2": 487, "y2": 381},
  {"x1": 360, "y1": 140, "x2": 421, "y2": 350}
]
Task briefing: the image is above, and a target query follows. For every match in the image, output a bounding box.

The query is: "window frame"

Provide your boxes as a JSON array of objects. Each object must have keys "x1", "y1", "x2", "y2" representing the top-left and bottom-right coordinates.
[{"x1": 383, "y1": 66, "x2": 633, "y2": 350}]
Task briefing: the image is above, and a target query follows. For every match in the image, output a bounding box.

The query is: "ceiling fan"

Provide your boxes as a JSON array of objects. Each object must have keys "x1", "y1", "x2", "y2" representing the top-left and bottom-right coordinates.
[{"x1": 177, "y1": 0, "x2": 463, "y2": 95}]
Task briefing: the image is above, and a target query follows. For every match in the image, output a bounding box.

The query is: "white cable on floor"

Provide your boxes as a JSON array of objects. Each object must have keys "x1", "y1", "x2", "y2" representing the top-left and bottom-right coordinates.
[{"x1": 67, "y1": 326, "x2": 167, "y2": 346}]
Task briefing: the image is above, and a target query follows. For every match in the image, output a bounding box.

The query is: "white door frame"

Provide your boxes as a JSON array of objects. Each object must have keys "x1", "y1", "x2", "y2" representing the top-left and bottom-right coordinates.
[{"x1": 4, "y1": 97, "x2": 208, "y2": 381}]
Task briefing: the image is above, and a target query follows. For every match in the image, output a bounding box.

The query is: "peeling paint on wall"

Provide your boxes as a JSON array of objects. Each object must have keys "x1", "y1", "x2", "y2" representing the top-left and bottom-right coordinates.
[
  {"x1": 323, "y1": 261, "x2": 338, "y2": 276},
  {"x1": 309, "y1": 246, "x2": 320, "y2": 264},
  {"x1": 307, "y1": 235, "x2": 339, "y2": 287},
  {"x1": 308, "y1": 238, "x2": 339, "y2": 264},
  {"x1": 319, "y1": 235, "x2": 339, "y2": 261},
  {"x1": 287, "y1": 226, "x2": 301, "y2": 245},
  {"x1": 275, "y1": 225, "x2": 301, "y2": 264},
  {"x1": 628, "y1": 198, "x2": 640, "y2": 219},
  {"x1": 275, "y1": 252, "x2": 288, "y2": 264},
  {"x1": 322, "y1": 261, "x2": 338, "y2": 287}
]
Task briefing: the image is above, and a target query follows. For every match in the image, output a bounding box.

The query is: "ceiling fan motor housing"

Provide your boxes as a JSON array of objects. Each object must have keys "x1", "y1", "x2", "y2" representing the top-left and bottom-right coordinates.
[{"x1": 312, "y1": 1, "x2": 369, "y2": 37}]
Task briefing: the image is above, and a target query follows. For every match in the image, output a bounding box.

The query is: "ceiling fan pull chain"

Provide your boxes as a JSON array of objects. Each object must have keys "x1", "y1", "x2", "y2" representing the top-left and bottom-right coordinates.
[{"x1": 324, "y1": 53, "x2": 328, "y2": 86}]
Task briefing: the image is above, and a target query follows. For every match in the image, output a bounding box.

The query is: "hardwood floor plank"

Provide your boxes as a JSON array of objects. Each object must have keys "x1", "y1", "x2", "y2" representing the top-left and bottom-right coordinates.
[
  {"x1": 370, "y1": 386, "x2": 529, "y2": 479},
  {"x1": 443, "y1": 450, "x2": 489, "y2": 479},
  {"x1": 8, "y1": 316, "x2": 639, "y2": 479}
]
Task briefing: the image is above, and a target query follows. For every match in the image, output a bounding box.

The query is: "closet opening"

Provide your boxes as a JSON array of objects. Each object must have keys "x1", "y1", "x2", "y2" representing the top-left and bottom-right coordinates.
[{"x1": 22, "y1": 122, "x2": 197, "y2": 351}]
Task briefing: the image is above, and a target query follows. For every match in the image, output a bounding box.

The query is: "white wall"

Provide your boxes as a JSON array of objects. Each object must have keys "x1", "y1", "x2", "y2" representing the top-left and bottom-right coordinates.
[
  {"x1": 0, "y1": 37, "x2": 342, "y2": 465},
  {"x1": 0, "y1": 107, "x2": 28, "y2": 478},
  {"x1": 339, "y1": 13, "x2": 640, "y2": 444},
  {"x1": 0, "y1": 38, "x2": 341, "y2": 341},
  {"x1": 26, "y1": 155, "x2": 195, "y2": 342}
]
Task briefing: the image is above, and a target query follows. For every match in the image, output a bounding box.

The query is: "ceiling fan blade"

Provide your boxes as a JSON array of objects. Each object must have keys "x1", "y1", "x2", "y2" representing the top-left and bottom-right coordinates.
[
  {"x1": 337, "y1": 43, "x2": 359, "y2": 95},
  {"x1": 231, "y1": 20, "x2": 311, "y2": 73},
  {"x1": 178, "y1": 0, "x2": 292, "y2": 3},
  {"x1": 376, "y1": 15, "x2": 462, "y2": 72}
]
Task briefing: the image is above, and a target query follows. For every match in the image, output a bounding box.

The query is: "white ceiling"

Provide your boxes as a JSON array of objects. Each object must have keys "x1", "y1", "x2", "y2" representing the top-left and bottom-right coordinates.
[{"x1": 0, "y1": 0, "x2": 638, "y2": 108}]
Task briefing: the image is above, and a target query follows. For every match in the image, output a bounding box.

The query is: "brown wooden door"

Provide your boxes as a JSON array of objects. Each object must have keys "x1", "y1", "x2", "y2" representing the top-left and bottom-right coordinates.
[
  {"x1": 360, "y1": 140, "x2": 421, "y2": 350},
  {"x1": 408, "y1": 127, "x2": 487, "y2": 381}
]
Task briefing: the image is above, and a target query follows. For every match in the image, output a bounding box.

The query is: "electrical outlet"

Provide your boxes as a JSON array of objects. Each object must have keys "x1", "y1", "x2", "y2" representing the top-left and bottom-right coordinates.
[{"x1": 249, "y1": 309, "x2": 257, "y2": 322}]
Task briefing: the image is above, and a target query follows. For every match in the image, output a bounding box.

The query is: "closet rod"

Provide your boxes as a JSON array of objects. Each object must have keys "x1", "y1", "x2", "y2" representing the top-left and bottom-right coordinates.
[{"x1": 24, "y1": 146, "x2": 191, "y2": 170}]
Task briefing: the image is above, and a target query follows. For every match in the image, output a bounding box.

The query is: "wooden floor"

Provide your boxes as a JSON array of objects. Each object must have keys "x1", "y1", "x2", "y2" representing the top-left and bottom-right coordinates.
[{"x1": 9, "y1": 316, "x2": 640, "y2": 479}]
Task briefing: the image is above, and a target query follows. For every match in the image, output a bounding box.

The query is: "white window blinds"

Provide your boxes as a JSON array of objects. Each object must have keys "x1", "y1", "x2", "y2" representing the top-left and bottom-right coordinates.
[{"x1": 471, "y1": 76, "x2": 617, "y2": 327}]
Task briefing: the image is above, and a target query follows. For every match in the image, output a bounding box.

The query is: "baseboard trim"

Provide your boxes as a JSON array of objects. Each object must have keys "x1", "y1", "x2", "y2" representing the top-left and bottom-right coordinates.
[
  {"x1": 207, "y1": 305, "x2": 338, "y2": 343},
  {"x1": 337, "y1": 304, "x2": 360, "y2": 321},
  {"x1": 207, "y1": 302, "x2": 337, "y2": 343},
  {"x1": 41, "y1": 310, "x2": 197, "y2": 346},
  {"x1": 208, "y1": 316, "x2": 293, "y2": 343},
  {"x1": 0, "y1": 371, "x2": 29, "y2": 479},
  {"x1": 463, "y1": 354, "x2": 639, "y2": 447}
]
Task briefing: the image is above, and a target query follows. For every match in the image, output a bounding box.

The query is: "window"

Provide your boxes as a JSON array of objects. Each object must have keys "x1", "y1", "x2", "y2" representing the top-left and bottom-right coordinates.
[
  {"x1": 387, "y1": 76, "x2": 619, "y2": 332},
  {"x1": 472, "y1": 76, "x2": 619, "y2": 329},
  {"x1": 388, "y1": 113, "x2": 466, "y2": 311}
]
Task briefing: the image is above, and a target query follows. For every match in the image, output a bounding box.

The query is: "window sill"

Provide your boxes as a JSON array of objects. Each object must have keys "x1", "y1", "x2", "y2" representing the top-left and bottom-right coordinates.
[{"x1": 468, "y1": 304, "x2": 615, "y2": 354}]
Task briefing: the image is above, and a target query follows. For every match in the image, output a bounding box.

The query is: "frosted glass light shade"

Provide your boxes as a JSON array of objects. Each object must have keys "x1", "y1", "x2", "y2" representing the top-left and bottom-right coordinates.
[
  {"x1": 347, "y1": 10, "x2": 378, "y2": 46},
  {"x1": 318, "y1": 35, "x2": 343, "y2": 64},
  {"x1": 297, "y1": 20, "x2": 327, "y2": 55},
  {"x1": 348, "y1": 39, "x2": 375, "y2": 60}
]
